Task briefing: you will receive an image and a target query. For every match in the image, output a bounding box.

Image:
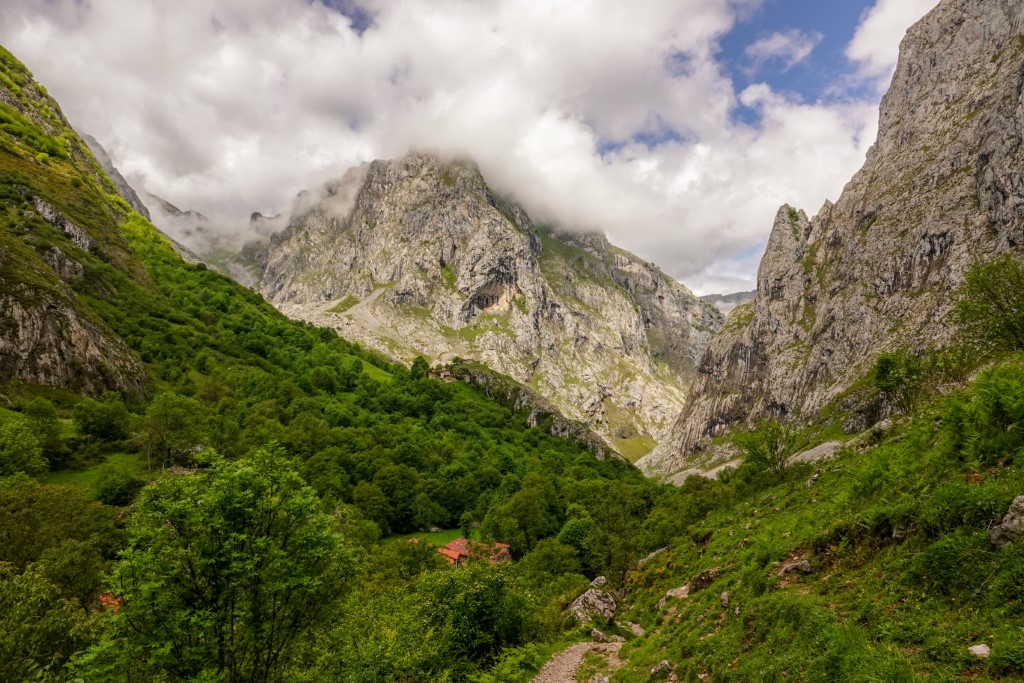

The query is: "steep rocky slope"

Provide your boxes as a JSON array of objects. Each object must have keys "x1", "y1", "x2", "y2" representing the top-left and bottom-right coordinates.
[
  {"x1": 640, "y1": 0, "x2": 1024, "y2": 476},
  {"x1": 0, "y1": 47, "x2": 147, "y2": 397},
  {"x1": 257, "y1": 153, "x2": 722, "y2": 456}
]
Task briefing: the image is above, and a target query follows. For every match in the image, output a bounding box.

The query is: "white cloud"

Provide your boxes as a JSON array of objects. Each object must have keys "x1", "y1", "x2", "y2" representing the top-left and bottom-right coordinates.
[
  {"x1": 745, "y1": 29, "x2": 823, "y2": 73},
  {"x1": 847, "y1": 0, "x2": 941, "y2": 89},
  {"x1": 0, "y1": 0, "x2": 935, "y2": 295}
]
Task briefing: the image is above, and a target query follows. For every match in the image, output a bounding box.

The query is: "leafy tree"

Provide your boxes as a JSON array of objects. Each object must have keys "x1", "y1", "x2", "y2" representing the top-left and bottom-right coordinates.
[
  {"x1": 137, "y1": 392, "x2": 207, "y2": 468},
  {"x1": 410, "y1": 355, "x2": 430, "y2": 380},
  {"x1": 412, "y1": 492, "x2": 449, "y2": 530},
  {"x1": 0, "y1": 562, "x2": 100, "y2": 683},
  {"x1": 874, "y1": 350, "x2": 923, "y2": 414},
  {"x1": 954, "y1": 253, "x2": 1024, "y2": 352},
  {"x1": 92, "y1": 468, "x2": 142, "y2": 506},
  {"x1": 483, "y1": 473, "x2": 562, "y2": 555},
  {"x1": 518, "y1": 538, "x2": 581, "y2": 579},
  {"x1": 0, "y1": 476, "x2": 122, "y2": 570},
  {"x1": 557, "y1": 507, "x2": 603, "y2": 574},
  {"x1": 353, "y1": 480, "x2": 393, "y2": 533},
  {"x1": 24, "y1": 397, "x2": 59, "y2": 448},
  {"x1": 738, "y1": 419, "x2": 797, "y2": 476},
  {"x1": 73, "y1": 392, "x2": 130, "y2": 441},
  {"x1": 91, "y1": 446, "x2": 353, "y2": 682},
  {"x1": 0, "y1": 418, "x2": 47, "y2": 476}
]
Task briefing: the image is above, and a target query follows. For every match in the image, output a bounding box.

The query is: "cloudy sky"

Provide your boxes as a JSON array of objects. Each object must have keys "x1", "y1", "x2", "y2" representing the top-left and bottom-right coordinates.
[{"x1": 0, "y1": 0, "x2": 939, "y2": 294}]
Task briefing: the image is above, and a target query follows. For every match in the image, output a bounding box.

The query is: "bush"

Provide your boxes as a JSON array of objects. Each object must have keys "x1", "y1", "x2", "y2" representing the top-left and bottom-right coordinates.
[
  {"x1": 93, "y1": 468, "x2": 142, "y2": 506},
  {"x1": 874, "y1": 350, "x2": 923, "y2": 414},
  {"x1": 942, "y1": 364, "x2": 1024, "y2": 467},
  {"x1": 954, "y1": 254, "x2": 1024, "y2": 352},
  {"x1": 0, "y1": 419, "x2": 47, "y2": 476},
  {"x1": 738, "y1": 419, "x2": 797, "y2": 476},
  {"x1": 73, "y1": 393, "x2": 130, "y2": 442}
]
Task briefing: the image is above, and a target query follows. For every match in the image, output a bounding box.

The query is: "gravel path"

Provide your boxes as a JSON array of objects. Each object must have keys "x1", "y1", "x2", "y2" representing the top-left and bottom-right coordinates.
[{"x1": 532, "y1": 642, "x2": 622, "y2": 683}]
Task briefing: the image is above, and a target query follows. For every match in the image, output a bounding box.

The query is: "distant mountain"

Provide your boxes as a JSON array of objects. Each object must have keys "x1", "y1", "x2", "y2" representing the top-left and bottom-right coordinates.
[
  {"x1": 700, "y1": 290, "x2": 756, "y2": 314},
  {"x1": 249, "y1": 153, "x2": 723, "y2": 457},
  {"x1": 80, "y1": 134, "x2": 150, "y2": 220},
  {"x1": 79, "y1": 134, "x2": 204, "y2": 263}
]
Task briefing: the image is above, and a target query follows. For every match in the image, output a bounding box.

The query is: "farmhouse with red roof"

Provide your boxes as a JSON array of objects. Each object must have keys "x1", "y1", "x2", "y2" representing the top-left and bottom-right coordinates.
[{"x1": 437, "y1": 538, "x2": 511, "y2": 566}]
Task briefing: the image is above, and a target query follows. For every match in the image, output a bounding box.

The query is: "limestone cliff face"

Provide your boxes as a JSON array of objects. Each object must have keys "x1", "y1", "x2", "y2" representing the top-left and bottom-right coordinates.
[
  {"x1": 640, "y1": 0, "x2": 1024, "y2": 476},
  {"x1": 257, "y1": 153, "x2": 721, "y2": 456}
]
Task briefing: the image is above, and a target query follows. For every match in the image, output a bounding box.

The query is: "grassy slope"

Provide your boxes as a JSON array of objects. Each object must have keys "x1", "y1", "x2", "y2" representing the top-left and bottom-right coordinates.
[{"x1": 594, "y1": 361, "x2": 1024, "y2": 681}]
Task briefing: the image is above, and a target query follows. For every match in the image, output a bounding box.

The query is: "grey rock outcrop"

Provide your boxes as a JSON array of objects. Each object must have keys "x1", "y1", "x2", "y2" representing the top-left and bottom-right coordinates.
[
  {"x1": 989, "y1": 495, "x2": 1024, "y2": 548},
  {"x1": 0, "y1": 283, "x2": 145, "y2": 399},
  {"x1": 448, "y1": 363, "x2": 615, "y2": 458},
  {"x1": 254, "y1": 153, "x2": 722, "y2": 452},
  {"x1": 33, "y1": 197, "x2": 92, "y2": 252},
  {"x1": 41, "y1": 247, "x2": 83, "y2": 282},
  {"x1": 642, "y1": 0, "x2": 1024, "y2": 475},
  {"x1": 568, "y1": 587, "x2": 617, "y2": 623}
]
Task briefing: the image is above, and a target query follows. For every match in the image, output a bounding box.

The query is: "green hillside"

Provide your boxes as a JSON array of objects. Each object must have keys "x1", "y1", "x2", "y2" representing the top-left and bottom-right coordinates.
[{"x1": 0, "y1": 46, "x2": 666, "y2": 682}]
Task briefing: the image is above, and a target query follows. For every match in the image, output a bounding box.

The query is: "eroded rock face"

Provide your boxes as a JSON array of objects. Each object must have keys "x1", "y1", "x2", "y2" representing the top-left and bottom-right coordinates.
[
  {"x1": 256, "y1": 153, "x2": 722, "y2": 450},
  {"x1": 0, "y1": 283, "x2": 145, "y2": 399},
  {"x1": 642, "y1": 0, "x2": 1024, "y2": 476}
]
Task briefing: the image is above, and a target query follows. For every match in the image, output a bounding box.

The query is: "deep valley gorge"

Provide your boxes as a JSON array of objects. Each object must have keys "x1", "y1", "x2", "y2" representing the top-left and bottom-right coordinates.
[{"x1": 3, "y1": 0, "x2": 1024, "y2": 681}]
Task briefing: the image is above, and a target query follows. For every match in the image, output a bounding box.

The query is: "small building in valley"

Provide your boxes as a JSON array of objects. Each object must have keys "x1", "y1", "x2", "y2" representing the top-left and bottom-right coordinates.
[{"x1": 437, "y1": 538, "x2": 511, "y2": 566}]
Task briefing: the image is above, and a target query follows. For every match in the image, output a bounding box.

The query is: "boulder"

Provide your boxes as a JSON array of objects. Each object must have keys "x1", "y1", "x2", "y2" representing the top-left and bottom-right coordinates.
[
  {"x1": 777, "y1": 559, "x2": 811, "y2": 577},
  {"x1": 690, "y1": 567, "x2": 722, "y2": 592},
  {"x1": 626, "y1": 621, "x2": 646, "y2": 637},
  {"x1": 651, "y1": 659, "x2": 673, "y2": 677},
  {"x1": 657, "y1": 585, "x2": 689, "y2": 609},
  {"x1": 968, "y1": 644, "x2": 991, "y2": 659},
  {"x1": 989, "y1": 496, "x2": 1024, "y2": 548},
  {"x1": 720, "y1": 591, "x2": 730, "y2": 609},
  {"x1": 569, "y1": 589, "x2": 616, "y2": 623},
  {"x1": 590, "y1": 575, "x2": 608, "y2": 588},
  {"x1": 590, "y1": 628, "x2": 608, "y2": 643}
]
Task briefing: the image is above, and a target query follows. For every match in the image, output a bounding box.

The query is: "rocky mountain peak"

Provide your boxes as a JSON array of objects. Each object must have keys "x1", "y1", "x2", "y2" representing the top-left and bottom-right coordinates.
[
  {"x1": 640, "y1": 0, "x2": 1024, "y2": 477},
  {"x1": 253, "y1": 150, "x2": 722, "y2": 457}
]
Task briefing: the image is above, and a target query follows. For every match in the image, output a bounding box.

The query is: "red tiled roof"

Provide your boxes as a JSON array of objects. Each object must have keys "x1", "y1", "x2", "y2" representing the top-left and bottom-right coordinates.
[
  {"x1": 437, "y1": 547, "x2": 462, "y2": 564},
  {"x1": 445, "y1": 538, "x2": 471, "y2": 556},
  {"x1": 438, "y1": 538, "x2": 511, "y2": 565}
]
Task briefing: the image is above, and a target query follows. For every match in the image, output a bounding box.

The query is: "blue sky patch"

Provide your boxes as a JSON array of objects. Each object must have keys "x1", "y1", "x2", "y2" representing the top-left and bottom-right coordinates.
[{"x1": 721, "y1": 0, "x2": 876, "y2": 113}]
